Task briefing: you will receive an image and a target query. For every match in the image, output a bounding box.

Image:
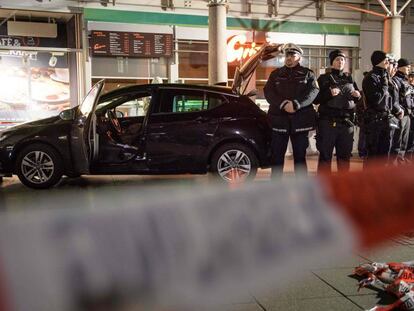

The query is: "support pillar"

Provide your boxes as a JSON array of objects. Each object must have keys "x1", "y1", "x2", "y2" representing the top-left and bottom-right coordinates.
[
  {"x1": 383, "y1": 15, "x2": 402, "y2": 58},
  {"x1": 208, "y1": 0, "x2": 228, "y2": 85},
  {"x1": 168, "y1": 25, "x2": 179, "y2": 83}
]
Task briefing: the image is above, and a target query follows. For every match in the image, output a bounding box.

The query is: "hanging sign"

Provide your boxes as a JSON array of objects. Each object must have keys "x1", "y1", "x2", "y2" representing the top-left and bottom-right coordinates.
[{"x1": 90, "y1": 31, "x2": 173, "y2": 58}]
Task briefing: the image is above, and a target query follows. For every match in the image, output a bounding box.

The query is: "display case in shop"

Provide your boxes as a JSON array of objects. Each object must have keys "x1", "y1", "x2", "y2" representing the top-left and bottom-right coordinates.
[{"x1": 0, "y1": 51, "x2": 70, "y2": 129}]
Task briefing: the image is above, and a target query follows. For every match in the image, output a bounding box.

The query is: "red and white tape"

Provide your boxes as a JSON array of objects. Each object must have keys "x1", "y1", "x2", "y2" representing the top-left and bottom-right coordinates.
[{"x1": 0, "y1": 163, "x2": 413, "y2": 311}]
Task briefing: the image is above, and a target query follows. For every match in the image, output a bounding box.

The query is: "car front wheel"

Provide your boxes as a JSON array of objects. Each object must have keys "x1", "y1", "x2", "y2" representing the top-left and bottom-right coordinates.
[
  {"x1": 16, "y1": 144, "x2": 63, "y2": 189},
  {"x1": 211, "y1": 143, "x2": 258, "y2": 183}
]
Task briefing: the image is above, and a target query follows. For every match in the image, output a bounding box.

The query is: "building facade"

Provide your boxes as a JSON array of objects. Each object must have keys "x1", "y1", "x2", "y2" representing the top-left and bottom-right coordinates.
[{"x1": 0, "y1": 0, "x2": 413, "y2": 125}]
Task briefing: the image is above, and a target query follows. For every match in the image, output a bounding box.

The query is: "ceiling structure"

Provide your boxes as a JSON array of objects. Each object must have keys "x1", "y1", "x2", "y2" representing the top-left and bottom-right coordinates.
[{"x1": 0, "y1": 0, "x2": 412, "y2": 25}]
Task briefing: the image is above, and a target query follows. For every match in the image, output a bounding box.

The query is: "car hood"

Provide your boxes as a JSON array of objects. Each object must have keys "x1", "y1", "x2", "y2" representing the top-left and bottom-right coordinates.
[
  {"x1": 232, "y1": 43, "x2": 284, "y2": 95},
  {"x1": 0, "y1": 115, "x2": 63, "y2": 135}
]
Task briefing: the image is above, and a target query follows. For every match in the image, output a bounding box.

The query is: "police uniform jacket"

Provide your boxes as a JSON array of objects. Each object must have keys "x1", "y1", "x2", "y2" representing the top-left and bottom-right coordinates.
[
  {"x1": 315, "y1": 68, "x2": 359, "y2": 119},
  {"x1": 362, "y1": 66, "x2": 402, "y2": 116},
  {"x1": 393, "y1": 71, "x2": 414, "y2": 114},
  {"x1": 264, "y1": 64, "x2": 319, "y2": 134}
]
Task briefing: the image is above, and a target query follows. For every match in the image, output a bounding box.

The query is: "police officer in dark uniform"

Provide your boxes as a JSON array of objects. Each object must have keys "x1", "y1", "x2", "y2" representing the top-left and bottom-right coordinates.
[
  {"x1": 392, "y1": 58, "x2": 413, "y2": 163},
  {"x1": 264, "y1": 43, "x2": 319, "y2": 177},
  {"x1": 315, "y1": 49, "x2": 361, "y2": 172},
  {"x1": 407, "y1": 71, "x2": 414, "y2": 158},
  {"x1": 362, "y1": 50, "x2": 404, "y2": 165}
]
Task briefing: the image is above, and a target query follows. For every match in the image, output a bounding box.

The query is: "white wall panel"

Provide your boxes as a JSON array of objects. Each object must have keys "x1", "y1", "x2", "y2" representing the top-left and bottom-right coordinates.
[
  {"x1": 401, "y1": 33, "x2": 414, "y2": 59},
  {"x1": 88, "y1": 21, "x2": 173, "y2": 33},
  {"x1": 359, "y1": 29, "x2": 382, "y2": 73},
  {"x1": 176, "y1": 26, "x2": 209, "y2": 40},
  {"x1": 266, "y1": 32, "x2": 325, "y2": 46},
  {"x1": 325, "y1": 35, "x2": 359, "y2": 47}
]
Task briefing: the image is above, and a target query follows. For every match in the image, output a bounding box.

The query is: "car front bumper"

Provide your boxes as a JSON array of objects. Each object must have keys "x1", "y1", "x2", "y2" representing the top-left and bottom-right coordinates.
[{"x1": 0, "y1": 146, "x2": 14, "y2": 177}]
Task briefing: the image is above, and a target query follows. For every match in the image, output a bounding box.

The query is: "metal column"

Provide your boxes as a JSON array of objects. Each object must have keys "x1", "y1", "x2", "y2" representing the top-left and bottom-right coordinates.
[
  {"x1": 208, "y1": 0, "x2": 228, "y2": 85},
  {"x1": 383, "y1": 15, "x2": 402, "y2": 58}
]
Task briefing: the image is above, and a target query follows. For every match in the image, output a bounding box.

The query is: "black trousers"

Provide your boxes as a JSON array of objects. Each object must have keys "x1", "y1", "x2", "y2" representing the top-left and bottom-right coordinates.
[
  {"x1": 270, "y1": 130, "x2": 309, "y2": 178},
  {"x1": 357, "y1": 125, "x2": 367, "y2": 158},
  {"x1": 406, "y1": 115, "x2": 414, "y2": 158},
  {"x1": 391, "y1": 114, "x2": 411, "y2": 161},
  {"x1": 316, "y1": 119, "x2": 354, "y2": 172},
  {"x1": 364, "y1": 118, "x2": 395, "y2": 167}
]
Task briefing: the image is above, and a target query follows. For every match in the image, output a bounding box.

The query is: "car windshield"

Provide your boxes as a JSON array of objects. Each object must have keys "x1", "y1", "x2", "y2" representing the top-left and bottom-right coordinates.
[
  {"x1": 79, "y1": 82, "x2": 102, "y2": 117},
  {"x1": 96, "y1": 96, "x2": 126, "y2": 111}
]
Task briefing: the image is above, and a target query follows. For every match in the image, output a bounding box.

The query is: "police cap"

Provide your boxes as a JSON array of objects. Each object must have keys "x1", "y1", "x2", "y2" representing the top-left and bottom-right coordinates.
[
  {"x1": 398, "y1": 58, "x2": 411, "y2": 68},
  {"x1": 283, "y1": 43, "x2": 303, "y2": 56},
  {"x1": 329, "y1": 49, "x2": 346, "y2": 65}
]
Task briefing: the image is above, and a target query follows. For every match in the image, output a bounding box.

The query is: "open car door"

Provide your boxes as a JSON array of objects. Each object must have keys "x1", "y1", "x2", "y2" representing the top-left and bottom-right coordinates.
[
  {"x1": 70, "y1": 80, "x2": 105, "y2": 174},
  {"x1": 232, "y1": 43, "x2": 284, "y2": 95}
]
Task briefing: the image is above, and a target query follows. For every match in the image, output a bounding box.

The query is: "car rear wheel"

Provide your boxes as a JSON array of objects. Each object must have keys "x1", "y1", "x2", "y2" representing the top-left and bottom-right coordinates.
[
  {"x1": 211, "y1": 143, "x2": 258, "y2": 183},
  {"x1": 16, "y1": 144, "x2": 63, "y2": 189}
]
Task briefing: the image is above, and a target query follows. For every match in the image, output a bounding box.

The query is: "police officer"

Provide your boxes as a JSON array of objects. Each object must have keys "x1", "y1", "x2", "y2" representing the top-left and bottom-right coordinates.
[
  {"x1": 406, "y1": 71, "x2": 414, "y2": 158},
  {"x1": 392, "y1": 58, "x2": 413, "y2": 164},
  {"x1": 264, "y1": 43, "x2": 319, "y2": 177},
  {"x1": 388, "y1": 57, "x2": 405, "y2": 151},
  {"x1": 315, "y1": 49, "x2": 361, "y2": 172},
  {"x1": 362, "y1": 51, "x2": 403, "y2": 165}
]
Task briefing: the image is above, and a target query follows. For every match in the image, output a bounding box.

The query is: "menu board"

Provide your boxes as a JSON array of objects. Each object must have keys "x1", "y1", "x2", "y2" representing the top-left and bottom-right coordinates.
[{"x1": 91, "y1": 31, "x2": 173, "y2": 58}]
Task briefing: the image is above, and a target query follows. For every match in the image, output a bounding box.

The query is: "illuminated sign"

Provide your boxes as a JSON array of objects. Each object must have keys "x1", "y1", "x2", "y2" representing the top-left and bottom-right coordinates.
[{"x1": 227, "y1": 34, "x2": 262, "y2": 63}]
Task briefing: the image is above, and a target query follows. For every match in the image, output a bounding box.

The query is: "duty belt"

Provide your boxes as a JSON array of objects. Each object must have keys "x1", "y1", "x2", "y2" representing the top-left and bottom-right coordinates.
[
  {"x1": 364, "y1": 111, "x2": 392, "y2": 123},
  {"x1": 319, "y1": 116, "x2": 355, "y2": 127}
]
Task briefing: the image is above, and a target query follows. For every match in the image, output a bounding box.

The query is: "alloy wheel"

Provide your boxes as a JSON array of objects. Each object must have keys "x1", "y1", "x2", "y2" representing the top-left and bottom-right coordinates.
[
  {"x1": 21, "y1": 151, "x2": 55, "y2": 184},
  {"x1": 217, "y1": 149, "x2": 251, "y2": 182}
]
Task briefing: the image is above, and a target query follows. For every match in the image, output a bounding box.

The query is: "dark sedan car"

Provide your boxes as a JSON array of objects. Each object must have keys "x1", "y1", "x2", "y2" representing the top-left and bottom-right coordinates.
[{"x1": 0, "y1": 44, "x2": 282, "y2": 188}]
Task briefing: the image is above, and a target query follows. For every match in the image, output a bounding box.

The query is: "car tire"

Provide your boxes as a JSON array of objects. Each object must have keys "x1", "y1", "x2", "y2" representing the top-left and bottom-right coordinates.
[
  {"x1": 211, "y1": 143, "x2": 258, "y2": 183},
  {"x1": 16, "y1": 143, "x2": 63, "y2": 189}
]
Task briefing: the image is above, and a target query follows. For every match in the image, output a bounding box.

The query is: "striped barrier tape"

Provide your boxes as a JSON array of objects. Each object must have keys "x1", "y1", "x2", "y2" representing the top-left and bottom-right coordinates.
[{"x1": 0, "y1": 163, "x2": 413, "y2": 310}]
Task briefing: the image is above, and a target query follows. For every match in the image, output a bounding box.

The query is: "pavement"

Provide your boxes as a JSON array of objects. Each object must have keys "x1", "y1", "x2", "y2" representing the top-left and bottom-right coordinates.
[{"x1": 1, "y1": 155, "x2": 412, "y2": 311}]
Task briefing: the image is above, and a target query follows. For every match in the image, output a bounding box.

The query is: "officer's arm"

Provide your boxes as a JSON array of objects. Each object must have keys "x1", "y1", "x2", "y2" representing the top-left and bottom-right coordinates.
[
  {"x1": 393, "y1": 76, "x2": 403, "y2": 95},
  {"x1": 392, "y1": 97, "x2": 403, "y2": 116},
  {"x1": 293, "y1": 71, "x2": 319, "y2": 110},
  {"x1": 353, "y1": 80, "x2": 360, "y2": 91},
  {"x1": 351, "y1": 80, "x2": 361, "y2": 101},
  {"x1": 362, "y1": 75, "x2": 388, "y2": 110},
  {"x1": 264, "y1": 72, "x2": 284, "y2": 110},
  {"x1": 314, "y1": 75, "x2": 332, "y2": 105}
]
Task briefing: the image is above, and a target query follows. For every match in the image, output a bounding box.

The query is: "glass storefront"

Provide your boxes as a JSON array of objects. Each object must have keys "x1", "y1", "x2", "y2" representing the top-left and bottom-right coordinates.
[
  {"x1": 0, "y1": 51, "x2": 70, "y2": 128},
  {"x1": 91, "y1": 56, "x2": 168, "y2": 92},
  {"x1": 0, "y1": 10, "x2": 83, "y2": 129}
]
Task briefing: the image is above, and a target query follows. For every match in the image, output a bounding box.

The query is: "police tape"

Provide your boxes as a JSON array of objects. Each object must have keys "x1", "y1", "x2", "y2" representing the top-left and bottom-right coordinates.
[{"x1": 0, "y1": 163, "x2": 413, "y2": 311}]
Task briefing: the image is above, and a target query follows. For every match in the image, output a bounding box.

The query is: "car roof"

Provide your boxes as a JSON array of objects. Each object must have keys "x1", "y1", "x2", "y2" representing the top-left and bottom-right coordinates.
[{"x1": 99, "y1": 83, "x2": 238, "y2": 101}]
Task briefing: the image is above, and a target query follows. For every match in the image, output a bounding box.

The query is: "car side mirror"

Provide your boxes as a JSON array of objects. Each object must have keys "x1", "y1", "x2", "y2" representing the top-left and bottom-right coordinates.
[
  {"x1": 59, "y1": 108, "x2": 74, "y2": 121},
  {"x1": 246, "y1": 89, "x2": 257, "y2": 97}
]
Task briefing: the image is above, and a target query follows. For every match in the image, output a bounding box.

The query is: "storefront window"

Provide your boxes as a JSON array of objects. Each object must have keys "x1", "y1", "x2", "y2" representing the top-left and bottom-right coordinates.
[
  {"x1": 178, "y1": 40, "x2": 208, "y2": 83},
  {"x1": 92, "y1": 78, "x2": 154, "y2": 94},
  {"x1": 0, "y1": 51, "x2": 70, "y2": 128},
  {"x1": 91, "y1": 57, "x2": 168, "y2": 93}
]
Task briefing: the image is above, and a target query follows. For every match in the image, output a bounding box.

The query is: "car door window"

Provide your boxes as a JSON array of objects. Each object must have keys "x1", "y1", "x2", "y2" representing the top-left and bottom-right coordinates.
[
  {"x1": 157, "y1": 89, "x2": 227, "y2": 114},
  {"x1": 173, "y1": 94, "x2": 206, "y2": 112},
  {"x1": 207, "y1": 93, "x2": 228, "y2": 109},
  {"x1": 79, "y1": 81, "x2": 103, "y2": 117}
]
